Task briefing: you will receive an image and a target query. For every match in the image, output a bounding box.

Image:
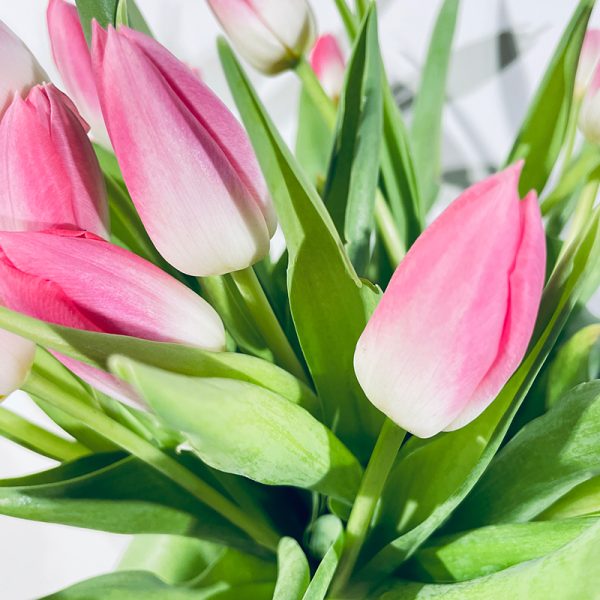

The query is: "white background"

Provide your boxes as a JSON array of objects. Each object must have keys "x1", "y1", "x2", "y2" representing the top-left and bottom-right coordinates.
[{"x1": 0, "y1": 0, "x2": 596, "y2": 598}]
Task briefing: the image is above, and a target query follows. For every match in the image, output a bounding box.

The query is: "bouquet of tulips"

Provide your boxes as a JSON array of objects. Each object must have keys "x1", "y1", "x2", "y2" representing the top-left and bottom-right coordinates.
[{"x1": 2, "y1": 0, "x2": 600, "y2": 597}]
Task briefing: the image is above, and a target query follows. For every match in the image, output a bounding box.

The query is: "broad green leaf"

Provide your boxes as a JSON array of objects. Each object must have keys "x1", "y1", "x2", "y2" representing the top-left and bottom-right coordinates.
[
  {"x1": 539, "y1": 475, "x2": 600, "y2": 519},
  {"x1": 324, "y1": 7, "x2": 382, "y2": 272},
  {"x1": 0, "y1": 452, "x2": 262, "y2": 554},
  {"x1": 410, "y1": 518, "x2": 595, "y2": 583},
  {"x1": 358, "y1": 210, "x2": 600, "y2": 580},
  {"x1": 217, "y1": 38, "x2": 383, "y2": 462},
  {"x1": 410, "y1": 0, "x2": 460, "y2": 210},
  {"x1": 111, "y1": 357, "x2": 362, "y2": 503},
  {"x1": 273, "y1": 538, "x2": 310, "y2": 600},
  {"x1": 546, "y1": 324, "x2": 600, "y2": 407},
  {"x1": 75, "y1": 0, "x2": 151, "y2": 42},
  {"x1": 0, "y1": 307, "x2": 319, "y2": 417},
  {"x1": 43, "y1": 572, "x2": 274, "y2": 600},
  {"x1": 506, "y1": 0, "x2": 594, "y2": 195},
  {"x1": 452, "y1": 381, "x2": 600, "y2": 527},
  {"x1": 374, "y1": 519, "x2": 600, "y2": 599}
]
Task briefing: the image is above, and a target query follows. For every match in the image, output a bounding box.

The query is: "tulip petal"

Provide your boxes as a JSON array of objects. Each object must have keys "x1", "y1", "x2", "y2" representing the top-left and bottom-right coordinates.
[
  {"x1": 445, "y1": 191, "x2": 546, "y2": 431},
  {"x1": 0, "y1": 329, "x2": 36, "y2": 396}
]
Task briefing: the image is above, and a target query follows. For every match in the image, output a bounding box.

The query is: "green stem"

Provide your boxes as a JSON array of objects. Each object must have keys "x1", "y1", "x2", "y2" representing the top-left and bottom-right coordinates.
[
  {"x1": 333, "y1": 0, "x2": 358, "y2": 39},
  {"x1": 22, "y1": 369, "x2": 280, "y2": 553},
  {"x1": 559, "y1": 97, "x2": 583, "y2": 181},
  {"x1": 294, "y1": 56, "x2": 338, "y2": 129},
  {"x1": 563, "y1": 178, "x2": 600, "y2": 252},
  {"x1": 331, "y1": 418, "x2": 406, "y2": 594},
  {"x1": 355, "y1": 0, "x2": 369, "y2": 19},
  {"x1": 375, "y1": 190, "x2": 405, "y2": 265},
  {"x1": 0, "y1": 405, "x2": 88, "y2": 462},
  {"x1": 229, "y1": 267, "x2": 309, "y2": 384}
]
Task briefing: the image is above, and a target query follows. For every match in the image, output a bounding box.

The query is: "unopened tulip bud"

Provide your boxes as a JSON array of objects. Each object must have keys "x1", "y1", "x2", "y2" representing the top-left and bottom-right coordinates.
[
  {"x1": 579, "y1": 66, "x2": 600, "y2": 144},
  {"x1": 354, "y1": 164, "x2": 546, "y2": 438},
  {"x1": 310, "y1": 34, "x2": 345, "y2": 101},
  {"x1": 0, "y1": 229, "x2": 226, "y2": 404},
  {"x1": 207, "y1": 0, "x2": 315, "y2": 75},
  {"x1": 576, "y1": 29, "x2": 600, "y2": 99},
  {"x1": 92, "y1": 25, "x2": 276, "y2": 276},
  {"x1": 47, "y1": 0, "x2": 111, "y2": 148},
  {"x1": 0, "y1": 83, "x2": 108, "y2": 237},
  {"x1": 0, "y1": 329, "x2": 36, "y2": 396},
  {"x1": 0, "y1": 20, "x2": 48, "y2": 118}
]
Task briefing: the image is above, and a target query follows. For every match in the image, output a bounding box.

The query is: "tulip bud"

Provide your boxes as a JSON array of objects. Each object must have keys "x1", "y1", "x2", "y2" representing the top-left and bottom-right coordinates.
[
  {"x1": 0, "y1": 20, "x2": 48, "y2": 119},
  {"x1": 354, "y1": 164, "x2": 546, "y2": 438},
  {"x1": 0, "y1": 329, "x2": 36, "y2": 396},
  {"x1": 0, "y1": 83, "x2": 108, "y2": 238},
  {"x1": 310, "y1": 34, "x2": 345, "y2": 101},
  {"x1": 576, "y1": 29, "x2": 600, "y2": 99},
  {"x1": 579, "y1": 66, "x2": 600, "y2": 144},
  {"x1": 47, "y1": 0, "x2": 111, "y2": 148},
  {"x1": 207, "y1": 0, "x2": 315, "y2": 75},
  {"x1": 0, "y1": 229, "x2": 226, "y2": 403},
  {"x1": 92, "y1": 24, "x2": 276, "y2": 276}
]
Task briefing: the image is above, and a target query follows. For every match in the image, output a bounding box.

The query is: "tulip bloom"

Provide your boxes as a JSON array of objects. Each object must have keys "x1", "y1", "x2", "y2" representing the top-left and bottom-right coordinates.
[
  {"x1": 579, "y1": 65, "x2": 600, "y2": 144},
  {"x1": 47, "y1": 0, "x2": 110, "y2": 148},
  {"x1": 0, "y1": 20, "x2": 48, "y2": 118},
  {"x1": 92, "y1": 24, "x2": 276, "y2": 276},
  {"x1": 354, "y1": 164, "x2": 545, "y2": 438},
  {"x1": 0, "y1": 229, "x2": 226, "y2": 403},
  {"x1": 576, "y1": 29, "x2": 600, "y2": 99},
  {"x1": 0, "y1": 83, "x2": 108, "y2": 237},
  {"x1": 310, "y1": 34, "x2": 345, "y2": 101},
  {"x1": 207, "y1": 0, "x2": 315, "y2": 75}
]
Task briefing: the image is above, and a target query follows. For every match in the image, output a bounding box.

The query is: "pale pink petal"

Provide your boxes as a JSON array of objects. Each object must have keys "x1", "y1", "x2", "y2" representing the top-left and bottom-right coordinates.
[
  {"x1": 310, "y1": 34, "x2": 345, "y2": 99},
  {"x1": 576, "y1": 29, "x2": 600, "y2": 96}
]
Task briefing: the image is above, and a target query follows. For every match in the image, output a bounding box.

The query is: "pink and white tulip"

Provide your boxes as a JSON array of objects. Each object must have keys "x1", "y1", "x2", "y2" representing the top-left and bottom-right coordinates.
[
  {"x1": 0, "y1": 20, "x2": 48, "y2": 118},
  {"x1": 0, "y1": 229, "x2": 226, "y2": 403},
  {"x1": 0, "y1": 83, "x2": 108, "y2": 237},
  {"x1": 576, "y1": 29, "x2": 600, "y2": 99},
  {"x1": 92, "y1": 24, "x2": 276, "y2": 276},
  {"x1": 310, "y1": 34, "x2": 345, "y2": 101},
  {"x1": 354, "y1": 164, "x2": 546, "y2": 438},
  {"x1": 579, "y1": 65, "x2": 600, "y2": 144},
  {"x1": 47, "y1": 0, "x2": 110, "y2": 148},
  {"x1": 207, "y1": 0, "x2": 315, "y2": 75}
]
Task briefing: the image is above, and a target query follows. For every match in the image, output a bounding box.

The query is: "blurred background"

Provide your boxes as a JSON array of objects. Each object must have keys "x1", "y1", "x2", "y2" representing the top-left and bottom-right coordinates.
[{"x1": 0, "y1": 0, "x2": 595, "y2": 597}]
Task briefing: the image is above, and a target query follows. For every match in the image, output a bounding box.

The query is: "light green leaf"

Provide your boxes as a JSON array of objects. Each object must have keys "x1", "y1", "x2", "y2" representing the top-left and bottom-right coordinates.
[
  {"x1": 273, "y1": 538, "x2": 310, "y2": 600},
  {"x1": 217, "y1": 38, "x2": 383, "y2": 462},
  {"x1": 324, "y1": 7, "x2": 383, "y2": 272},
  {"x1": 539, "y1": 475, "x2": 600, "y2": 519},
  {"x1": 410, "y1": 0, "x2": 460, "y2": 210},
  {"x1": 453, "y1": 381, "x2": 600, "y2": 527},
  {"x1": 111, "y1": 357, "x2": 362, "y2": 503},
  {"x1": 411, "y1": 518, "x2": 595, "y2": 583},
  {"x1": 75, "y1": 0, "x2": 151, "y2": 42},
  {"x1": 506, "y1": 0, "x2": 594, "y2": 195}
]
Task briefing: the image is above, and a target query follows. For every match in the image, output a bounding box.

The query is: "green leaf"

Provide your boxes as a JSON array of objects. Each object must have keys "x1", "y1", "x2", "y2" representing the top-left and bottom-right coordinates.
[
  {"x1": 452, "y1": 381, "x2": 600, "y2": 528},
  {"x1": 358, "y1": 210, "x2": 600, "y2": 581},
  {"x1": 0, "y1": 452, "x2": 263, "y2": 554},
  {"x1": 273, "y1": 538, "x2": 310, "y2": 600},
  {"x1": 110, "y1": 357, "x2": 362, "y2": 503},
  {"x1": 546, "y1": 324, "x2": 600, "y2": 408},
  {"x1": 374, "y1": 519, "x2": 600, "y2": 599},
  {"x1": 75, "y1": 0, "x2": 151, "y2": 42},
  {"x1": 410, "y1": 0, "x2": 460, "y2": 210},
  {"x1": 506, "y1": 0, "x2": 594, "y2": 195},
  {"x1": 410, "y1": 518, "x2": 595, "y2": 583},
  {"x1": 217, "y1": 37, "x2": 384, "y2": 462},
  {"x1": 539, "y1": 475, "x2": 600, "y2": 519},
  {"x1": 324, "y1": 7, "x2": 383, "y2": 272}
]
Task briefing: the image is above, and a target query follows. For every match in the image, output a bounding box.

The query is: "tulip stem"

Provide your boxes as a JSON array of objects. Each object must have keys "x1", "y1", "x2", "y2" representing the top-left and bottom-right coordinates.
[
  {"x1": 375, "y1": 190, "x2": 406, "y2": 264},
  {"x1": 563, "y1": 177, "x2": 600, "y2": 252},
  {"x1": 294, "y1": 55, "x2": 338, "y2": 129},
  {"x1": 230, "y1": 266, "x2": 309, "y2": 384},
  {"x1": 558, "y1": 96, "x2": 582, "y2": 181},
  {"x1": 0, "y1": 405, "x2": 89, "y2": 462},
  {"x1": 331, "y1": 418, "x2": 406, "y2": 594},
  {"x1": 21, "y1": 368, "x2": 280, "y2": 553}
]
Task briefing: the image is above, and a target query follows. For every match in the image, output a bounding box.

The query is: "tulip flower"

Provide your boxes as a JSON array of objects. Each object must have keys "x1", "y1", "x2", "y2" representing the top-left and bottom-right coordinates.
[
  {"x1": 92, "y1": 24, "x2": 276, "y2": 276},
  {"x1": 0, "y1": 83, "x2": 108, "y2": 238},
  {"x1": 579, "y1": 65, "x2": 600, "y2": 144},
  {"x1": 0, "y1": 329, "x2": 37, "y2": 396},
  {"x1": 576, "y1": 29, "x2": 600, "y2": 99},
  {"x1": 207, "y1": 0, "x2": 315, "y2": 75},
  {"x1": 0, "y1": 229, "x2": 226, "y2": 403},
  {"x1": 0, "y1": 20, "x2": 48, "y2": 118},
  {"x1": 310, "y1": 34, "x2": 345, "y2": 101},
  {"x1": 47, "y1": 0, "x2": 111, "y2": 148},
  {"x1": 354, "y1": 164, "x2": 546, "y2": 438}
]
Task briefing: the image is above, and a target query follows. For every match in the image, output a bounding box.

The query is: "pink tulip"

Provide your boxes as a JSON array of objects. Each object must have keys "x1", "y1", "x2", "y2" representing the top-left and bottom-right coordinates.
[
  {"x1": 0, "y1": 20, "x2": 48, "y2": 118},
  {"x1": 207, "y1": 0, "x2": 315, "y2": 75},
  {"x1": 47, "y1": 0, "x2": 110, "y2": 148},
  {"x1": 0, "y1": 83, "x2": 108, "y2": 238},
  {"x1": 0, "y1": 229, "x2": 226, "y2": 403},
  {"x1": 354, "y1": 164, "x2": 546, "y2": 438},
  {"x1": 310, "y1": 34, "x2": 345, "y2": 100},
  {"x1": 576, "y1": 29, "x2": 600, "y2": 99},
  {"x1": 92, "y1": 24, "x2": 276, "y2": 277},
  {"x1": 579, "y1": 65, "x2": 600, "y2": 144}
]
